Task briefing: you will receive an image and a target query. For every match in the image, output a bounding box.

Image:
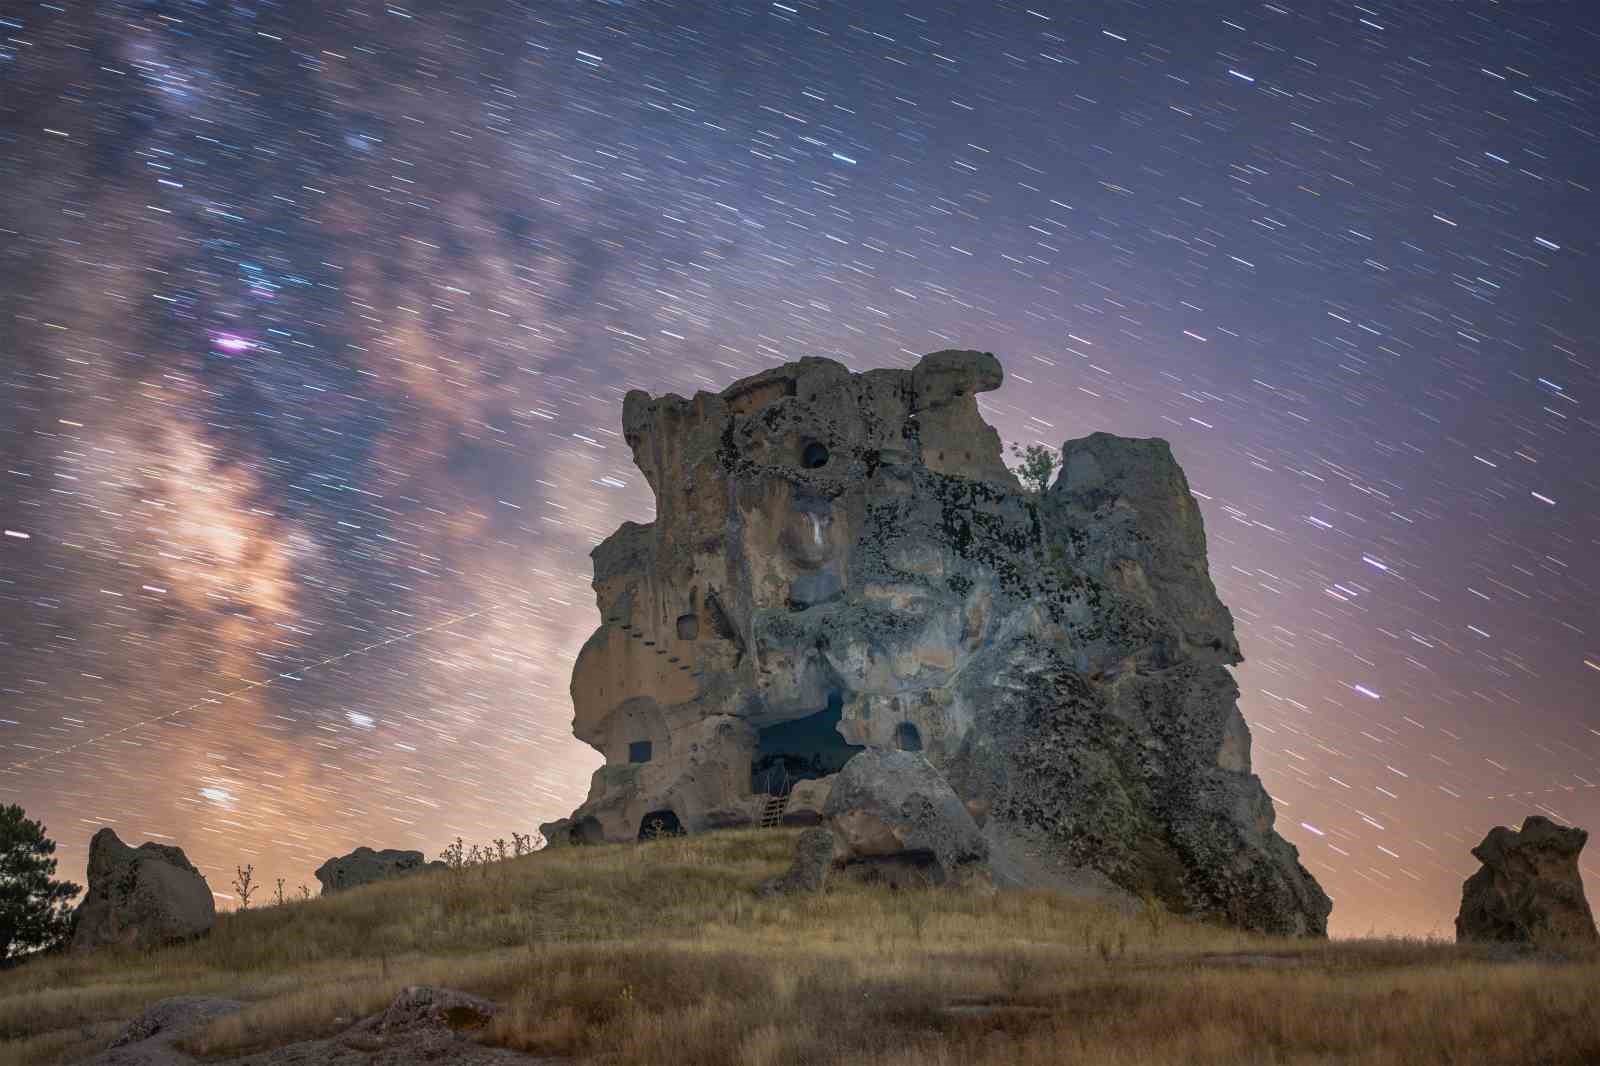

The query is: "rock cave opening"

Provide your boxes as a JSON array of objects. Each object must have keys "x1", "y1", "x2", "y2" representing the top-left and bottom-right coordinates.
[
  {"x1": 572, "y1": 816, "x2": 605, "y2": 845},
  {"x1": 751, "y1": 690, "x2": 863, "y2": 795},
  {"x1": 638, "y1": 809, "x2": 684, "y2": 840},
  {"x1": 800, "y1": 440, "x2": 830, "y2": 468},
  {"x1": 893, "y1": 721, "x2": 923, "y2": 752}
]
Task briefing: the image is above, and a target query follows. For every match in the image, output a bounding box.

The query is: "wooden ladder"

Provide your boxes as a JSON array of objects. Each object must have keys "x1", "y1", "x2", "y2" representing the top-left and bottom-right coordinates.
[{"x1": 759, "y1": 793, "x2": 788, "y2": 829}]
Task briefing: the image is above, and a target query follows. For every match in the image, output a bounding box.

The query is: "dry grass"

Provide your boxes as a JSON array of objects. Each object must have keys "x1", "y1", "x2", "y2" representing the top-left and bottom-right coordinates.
[{"x1": 4, "y1": 829, "x2": 1596, "y2": 1065}]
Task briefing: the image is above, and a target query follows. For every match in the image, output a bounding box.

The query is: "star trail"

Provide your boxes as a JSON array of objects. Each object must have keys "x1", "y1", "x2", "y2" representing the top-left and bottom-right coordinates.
[{"x1": 2, "y1": 0, "x2": 1597, "y2": 936}]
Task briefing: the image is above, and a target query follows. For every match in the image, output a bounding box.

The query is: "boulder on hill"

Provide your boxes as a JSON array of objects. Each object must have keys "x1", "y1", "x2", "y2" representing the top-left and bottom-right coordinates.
[
  {"x1": 541, "y1": 349, "x2": 1331, "y2": 935},
  {"x1": 314, "y1": 846, "x2": 444, "y2": 895},
  {"x1": 824, "y1": 748, "x2": 988, "y2": 886},
  {"x1": 71, "y1": 828, "x2": 216, "y2": 952},
  {"x1": 1456, "y1": 815, "x2": 1598, "y2": 945}
]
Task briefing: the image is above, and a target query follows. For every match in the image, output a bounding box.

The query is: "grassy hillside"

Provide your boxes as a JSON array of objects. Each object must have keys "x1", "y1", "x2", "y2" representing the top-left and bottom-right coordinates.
[{"x1": 5, "y1": 828, "x2": 1597, "y2": 1065}]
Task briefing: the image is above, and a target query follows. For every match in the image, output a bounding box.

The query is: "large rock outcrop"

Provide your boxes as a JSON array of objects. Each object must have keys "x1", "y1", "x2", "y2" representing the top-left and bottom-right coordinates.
[
  {"x1": 542, "y1": 350, "x2": 1330, "y2": 935},
  {"x1": 314, "y1": 847, "x2": 443, "y2": 895},
  {"x1": 1456, "y1": 816, "x2": 1597, "y2": 945},
  {"x1": 71, "y1": 828, "x2": 215, "y2": 951}
]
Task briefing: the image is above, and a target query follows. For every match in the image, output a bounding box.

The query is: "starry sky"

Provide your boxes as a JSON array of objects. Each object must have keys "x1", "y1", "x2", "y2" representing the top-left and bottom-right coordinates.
[{"x1": 2, "y1": 0, "x2": 1597, "y2": 938}]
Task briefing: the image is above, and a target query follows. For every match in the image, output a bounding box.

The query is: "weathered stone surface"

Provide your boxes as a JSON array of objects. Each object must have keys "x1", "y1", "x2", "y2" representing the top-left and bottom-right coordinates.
[
  {"x1": 83, "y1": 996, "x2": 244, "y2": 1065},
  {"x1": 71, "y1": 828, "x2": 216, "y2": 952},
  {"x1": 760, "y1": 827, "x2": 836, "y2": 896},
  {"x1": 314, "y1": 847, "x2": 444, "y2": 895},
  {"x1": 360, "y1": 985, "x2": 498, "y2": 1038},
  {"x1": 85, "y1": 988, "x2": 534, "y2": 1065},
  {"x1": 781, "y1": 775, "x2": 835, "y2": 826},
  {"x1": 544, "y1": 350, "x2": 1330, "y2": 935},
  {"x1": 1456, "y1": 816, "x2": 1597, "y2": 945},
  {"x1": 700, "y1": 801, "x2": 760, "y2": 831},
  {"x1": 824, "y1": 749, "x2": 987, "y2": 884}
]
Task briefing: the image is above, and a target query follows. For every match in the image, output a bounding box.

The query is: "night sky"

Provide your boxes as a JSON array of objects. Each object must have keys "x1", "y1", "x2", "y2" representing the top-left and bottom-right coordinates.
[{"x1": 2, "y1": 0, "x2": 1597, "y2": 938}]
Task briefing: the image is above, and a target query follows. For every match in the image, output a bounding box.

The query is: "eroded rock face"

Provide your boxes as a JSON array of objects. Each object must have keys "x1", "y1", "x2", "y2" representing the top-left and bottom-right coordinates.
[
  {"x1": 314, "y1": 847, "x2": 443, "y2": 895},
  {"x1": 542, "y1": 350, "x2": 1330, "y2": 935},
  {"x1": 72, "y1": 828, "x2": 216, "y2": 952},
  {"x1": 1456, "y1": 816, "x2": 1598, "y2": 945}
]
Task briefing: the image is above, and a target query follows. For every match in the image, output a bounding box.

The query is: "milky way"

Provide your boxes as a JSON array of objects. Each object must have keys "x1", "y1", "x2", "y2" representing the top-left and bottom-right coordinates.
[{"x1": 2, "y1": 0, "x2": 1597, "y2": 936}]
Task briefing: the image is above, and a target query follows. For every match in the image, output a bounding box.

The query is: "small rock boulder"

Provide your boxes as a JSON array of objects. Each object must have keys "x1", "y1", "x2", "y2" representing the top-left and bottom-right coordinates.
[
  {"x1": 88, "y1": 996, "x2": 244, "y2": 1064},
  {"x1": 781, "y1": 775, "x2": 835, "y2": 827},
  {"x1": 71, "y1": 828, "x2": 215, "y2": 952},
  {"x1": 1456, "y1": 815, "x2": 1598, "y2": 945},
  {"x1": 364, "y1": 985, "x2": 498, "y2": 1037},
  {"x1": 823, "y1": 749, "x2": 988, "y2": 885},
  {"x1": 760, "y1": 827, "x2": 836, "y2": 896},
  {"x1": 314, "y1": 846, "x2": 443, "y2": 895},
  {"x1": 328, "y1": 986, "x2": 509, "y2": 1062}
]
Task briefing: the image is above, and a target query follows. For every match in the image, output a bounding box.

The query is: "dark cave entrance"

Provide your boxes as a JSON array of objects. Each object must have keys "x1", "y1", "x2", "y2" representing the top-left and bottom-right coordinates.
[
  {"x1": 751, "y1": 691, "x2": 863, "y2": 796},
  {"x1": 894, "y1": 721, "x2": 923, "y2": 752},
  {"x1": 638, "y1": 809, "x2": 684, "y2": 840}
]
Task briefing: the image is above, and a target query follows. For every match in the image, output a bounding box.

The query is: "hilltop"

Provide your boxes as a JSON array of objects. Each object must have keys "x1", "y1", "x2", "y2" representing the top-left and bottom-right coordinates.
[{"x1": 5, "y1": 829, "x2": 1596, "y2": 1065}]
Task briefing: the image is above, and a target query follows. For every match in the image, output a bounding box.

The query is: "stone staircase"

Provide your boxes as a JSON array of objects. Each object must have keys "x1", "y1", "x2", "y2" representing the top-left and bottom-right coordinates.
[{"x1": 758, "y1": 792, "x2": 789, "y2": 829}]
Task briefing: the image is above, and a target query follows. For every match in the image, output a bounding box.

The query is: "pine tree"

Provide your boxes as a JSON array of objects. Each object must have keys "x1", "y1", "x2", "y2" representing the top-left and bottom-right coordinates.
[{"x1": 0, "y1": 804, "x2": 81, "y2": 959}]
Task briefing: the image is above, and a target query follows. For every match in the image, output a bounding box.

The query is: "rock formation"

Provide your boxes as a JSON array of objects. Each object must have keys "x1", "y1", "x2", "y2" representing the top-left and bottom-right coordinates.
[
  {"x1": 83, "y1": 987, "x2": 521, "y2": 1065},
  {"x1": 314, "y1": 847, "x2": 443, "y2": 895},
  {"x1": 823, "y1": 748, "x2": 988, "y2": 886},
  {"x1": 95, "y1": 996, "x2": 246, "y2": 1061},
  {"x1": 1456, "y1": 815, "x2": 1598, "y2": 945},
  {"x1": 541, "y1": 350, "x2": 1331, "y2": 935},
  {"x1": 780, "y1": 777, "x2": 832, "y2": 827},
  {"x1": 72, "y1": 828, "x2": 215, "y2": 952},
  {"x1": 759, "y1": 827, "x2": 836, "y2": 897}
]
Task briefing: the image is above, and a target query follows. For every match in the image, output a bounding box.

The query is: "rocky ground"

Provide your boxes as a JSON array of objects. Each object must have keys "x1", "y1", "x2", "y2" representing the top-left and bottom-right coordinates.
[{"x1": 82, "y1": 988, "x2": 552, "y2": 1066}]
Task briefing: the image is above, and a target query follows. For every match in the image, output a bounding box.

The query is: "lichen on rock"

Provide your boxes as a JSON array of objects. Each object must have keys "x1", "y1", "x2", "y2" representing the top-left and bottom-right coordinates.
[{"x1": 542, "y1": 350, "x2": 1331, "y2": 935}]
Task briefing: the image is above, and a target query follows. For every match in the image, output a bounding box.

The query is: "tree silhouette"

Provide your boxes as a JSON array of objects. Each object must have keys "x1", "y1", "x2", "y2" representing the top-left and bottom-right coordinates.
[
  {"x1": 0, "y1": 804, "x2": 81, "y2": 959},
  {"x1": 1008, "y1": 442, "x2": 1058, "y2": 494}
]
